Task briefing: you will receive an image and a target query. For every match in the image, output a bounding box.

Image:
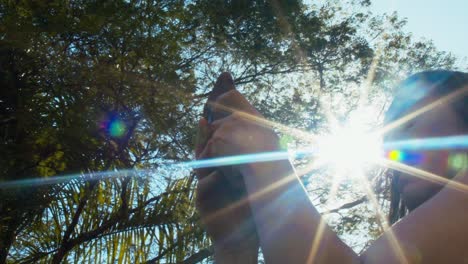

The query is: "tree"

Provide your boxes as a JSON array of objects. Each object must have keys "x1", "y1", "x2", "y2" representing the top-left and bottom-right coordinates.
[{"x1": 0, "y1": 0, "x2": 462, "y2": 263}]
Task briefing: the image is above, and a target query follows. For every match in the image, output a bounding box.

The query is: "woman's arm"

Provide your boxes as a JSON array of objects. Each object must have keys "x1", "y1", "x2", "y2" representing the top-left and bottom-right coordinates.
[
  {"x1": 195, "y1": 118, "x2": 259, "y2": 264},
  {"x1": 240, "y1": 160, "x2": 361, "y2": 264},
  {"x1": 243, "y1": 162, "x2": 468, "y2": 263},
  {"x1": 204, "y1": 89, "x2": 360, "y2": 263},
  {"x1": 243, "y1": 160, "x2": 468, "y2": 264},
  {"x1": 201, "y1": 88, "x2": 468, "y2": 263},
  {"x1": 213, "y1": 241, "x2": 259, "y2": 264},
  {"x1": 361, "y1": 171, "x2": 468, "y2": 263}
]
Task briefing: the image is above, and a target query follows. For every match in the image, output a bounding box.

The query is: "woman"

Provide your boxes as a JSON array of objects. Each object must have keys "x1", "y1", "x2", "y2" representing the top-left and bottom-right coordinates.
[{"x1": 195, "y1": 70, "x2": 468, "y2": 263}]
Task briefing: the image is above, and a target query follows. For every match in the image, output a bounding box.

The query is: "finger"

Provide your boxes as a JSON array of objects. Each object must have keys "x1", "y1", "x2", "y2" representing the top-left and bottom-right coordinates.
[
  {"x1": 196, "y1": 165, "x2": 241, "y2": 199},
  {"x1": 195, "y1": 165, "x2": 215, "y2": 180},
  {"x1": 210, "y1": 114, "x2": 237, "y2": 134},
  {"x1": 196, "y1": 170, "x2": 236, "y2": 212},
  {"x1": 195, "y1": 119, "x2": 214, "y2": 180},
  {"x1": 218, "y1": 167, "x2": 247, "y2": 199},
  {"x1": 197, "y1": 137, "x2": 214, "y2": 160},
  {"x1": 212, "y1": 90, "x2": 262, "y2": 118},
  {"x1": 197, "y1": 170, "x2": 221, "y2": 198},
  {"x1": 194, "y1": 138, "x2": 218, "y2": 180},
  {"x1": 196, "y1": 171, "x2": 223, "y2": 211},
  {"x1": 195, "y1": 117, "x2": 209, "y2": 159},
  {"x1": 196, "y1": 169, "x2": 245, "y2": 213}
]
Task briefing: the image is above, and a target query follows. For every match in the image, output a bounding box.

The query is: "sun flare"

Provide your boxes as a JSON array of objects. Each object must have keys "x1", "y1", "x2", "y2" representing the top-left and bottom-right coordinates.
[{"x1": 316, "y1": 122, "x2": 383, "y2": 174}]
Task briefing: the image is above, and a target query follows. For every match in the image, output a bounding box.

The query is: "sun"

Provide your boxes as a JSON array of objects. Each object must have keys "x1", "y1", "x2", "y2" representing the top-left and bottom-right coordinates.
[{"x1": 315, "y1": 120, "x2": 383, "y2": 174}]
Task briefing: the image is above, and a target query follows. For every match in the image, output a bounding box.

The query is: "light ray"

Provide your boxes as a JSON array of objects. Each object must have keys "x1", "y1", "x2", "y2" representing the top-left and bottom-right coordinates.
[
  {"x1": 379, "y1": 158, "x2": 468, "y2": 193},
  {"x1": 307, "y1": 167, "x2": 342, "y2": 263},
  {"x1": 308, "y1": 21, "x2": 409, "y2": 261},
  {"x1": 208, "y1": 101, "x2": 321, "y2": 144},
  {"x1": 0, "y1": 149, "x2": 317, "y2": 189},
  {"x1": 202, "y1": 172, "x2": 296, "y2": 228},
  {"x1": 379, "y1": 85, "x2": 468, "y2": 136},
  {"x1": 269, "y1": 0, "x2": 307, "y2": 62},
  {"x1": 383, "y1": 135, "x2": 468, "y2": 151},
  {"x1": 200, "y1": 160, "x2": 338, "y2": 264},
  {"x1": 203, "y1": 158, "x2": 326, "y2": 227},
  {"x1": 2, "y1": 135, "x2": 467, "y2": 189},
  {"x1": 198, "y1": 160, "x2": 330, "y2": 261},
  {"x1": 195, "y1": 137, "x2": 468, "y2": 229},
  {"x1": 184, "y1": 149, "x2": 316, "y2": 169},
  {"x1": 362, "y1": 46, "x2": 382, "y2": 97},
  {"x1": 355, "y1": 169, "x2": 409, "y2": 264},
  {"x1": 356, "y1": 38, "x2": 384, "y2": 113},
  {"x1": 0, "y1": 169, "x2": 159, "y2": 189}
]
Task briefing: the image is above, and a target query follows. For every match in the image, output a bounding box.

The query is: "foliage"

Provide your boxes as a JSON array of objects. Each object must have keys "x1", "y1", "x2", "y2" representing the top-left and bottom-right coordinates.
[{"x1": 0, "y1": 0, "x2": 461, "y2": 263}]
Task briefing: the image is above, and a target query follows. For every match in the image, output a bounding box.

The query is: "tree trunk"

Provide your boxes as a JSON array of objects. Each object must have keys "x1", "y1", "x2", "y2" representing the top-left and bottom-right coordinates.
[{"x1": 0, "y1": 218, "x2": 20, "y2": 263}]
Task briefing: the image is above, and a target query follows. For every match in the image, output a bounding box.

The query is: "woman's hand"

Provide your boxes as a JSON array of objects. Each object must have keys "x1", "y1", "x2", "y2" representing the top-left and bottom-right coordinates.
[
  {"x1": 195, "y1": 117, "x2": 259, "y2": 248},
  {"x1": 194, "y1": 88, "x2": 280, "y2": 262},
  {"x1": 200, "y1": 89, "x2": 280, "y2": 157},
  {"x1": 196, "y1": 90, "x2": 361, "y2": 264}
]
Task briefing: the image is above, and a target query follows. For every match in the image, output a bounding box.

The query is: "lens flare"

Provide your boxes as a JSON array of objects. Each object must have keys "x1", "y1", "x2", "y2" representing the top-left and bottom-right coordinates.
[
  {"x1": 99, "y1": 114, "x2": 127, "y2": 138},
  {"x1": 109, "y1": 119, "x2": 126, "y2": 137},
  {"x1": 387, "y1": 150, "x2": 403, "y2": 161},
  {"x1": 1, "y1": 135, "x2": 466, "y2": 189},
  {"x1": 316, "y1": 124, "x2": 382, "y2": 173},
  {"x1": 383, "y1": 135, "x2": 468, "y2": 151},
  {"x1": 448, "y1": 153, "x2": 468, "y2": 171},
  {"x1": 386, "y1": 150, "x2": 423, "y2": 166}
]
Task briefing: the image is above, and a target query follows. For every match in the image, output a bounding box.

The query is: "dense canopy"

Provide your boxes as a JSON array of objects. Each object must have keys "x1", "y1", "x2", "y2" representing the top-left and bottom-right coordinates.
[{"x1": 0, "y1": 0, "x2": 460, "y2": 263}]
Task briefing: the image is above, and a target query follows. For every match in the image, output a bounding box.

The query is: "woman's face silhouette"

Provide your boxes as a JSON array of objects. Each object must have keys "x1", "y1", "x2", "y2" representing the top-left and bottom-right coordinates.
[{"x1": 385, "y1": 95, "x2": 467, "y2": 210}]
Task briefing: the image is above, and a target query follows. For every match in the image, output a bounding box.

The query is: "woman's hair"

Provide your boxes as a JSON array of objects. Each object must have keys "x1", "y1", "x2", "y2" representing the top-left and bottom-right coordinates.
[{"x1": 385, "y1": 70, "x2": 468, "y2": 224}]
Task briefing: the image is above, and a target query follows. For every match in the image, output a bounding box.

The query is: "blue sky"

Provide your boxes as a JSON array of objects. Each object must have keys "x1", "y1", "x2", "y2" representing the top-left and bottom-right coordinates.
[{"x1": 371, "y1": 0, "x2": 468, "y2": 59}]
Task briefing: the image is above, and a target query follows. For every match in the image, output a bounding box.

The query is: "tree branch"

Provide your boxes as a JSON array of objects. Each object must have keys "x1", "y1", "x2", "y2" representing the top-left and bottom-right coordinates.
[
  {"x1": 178, "y1": 246, "x2": 214, "y2": 264},
  {"x1": 323, "y1": 197, "x2": 368, "y2": 215}
]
